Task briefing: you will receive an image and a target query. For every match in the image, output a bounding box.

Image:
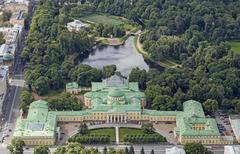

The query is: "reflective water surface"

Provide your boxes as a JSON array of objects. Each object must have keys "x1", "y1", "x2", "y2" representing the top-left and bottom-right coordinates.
[{"x1": 82, "y1": 36, "x2": 149, "y2": 76}]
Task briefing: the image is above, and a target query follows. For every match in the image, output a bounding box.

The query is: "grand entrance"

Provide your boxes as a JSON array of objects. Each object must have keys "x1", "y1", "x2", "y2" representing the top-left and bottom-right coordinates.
[{"x1": 107, "y1": 114, "x2": 127, "y2": 123}]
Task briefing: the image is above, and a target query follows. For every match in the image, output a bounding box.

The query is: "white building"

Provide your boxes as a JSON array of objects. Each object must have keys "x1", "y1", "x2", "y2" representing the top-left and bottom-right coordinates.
[
  {"x1": 224, "y1": 146, "x2": 240, "y2": 154},
  {"x1": 166, "y1": 147, "x2": 186, "y2": 154},
  {"x1": 67, "y1": 20, "x2": 87, "y2": 32},
  {"x1": 0, "y1": 66, "x2": 8, "y2": 115},
  {"x1": 229, "y1": 115, "x2": 240, "y2": 143},
  {"x1": 5, "y1": 0, "x2": 30, "y2": 5},
  {"x1": 5, "y1": 24, "x2": 23, "y2": 45}
]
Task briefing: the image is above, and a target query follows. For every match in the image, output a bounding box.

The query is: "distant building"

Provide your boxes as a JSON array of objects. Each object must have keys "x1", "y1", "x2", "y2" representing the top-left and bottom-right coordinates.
[
  {"x1": 14, "y1": 100, "x2": 58, "y2": 145},
  {"x1": 224, "y1": 145, "x2": 240, "y2": 154},
  {"x1": 0, "y1": 27, "x2": 11, "y2": 36},
  {"x1": 4, "y1": 0, "x2": 31, "y2": 13},
  {"x1": 0, "y1": 24, "x2": 23, "y2": 75},
  {"x1": 5, "y1": 24, "x2": 23, "y2": 45},
  {"x1": 0, "y1": 66, "x2": 8, "y2": 115},
  {"x1": 67, "y1": 20, "x2": 87, "y2": 32},
  {"x1": 0, "y1": 44, "x2": 14, "y2": 74},
  {"x1": 166, "y1": 147, "x2": 186, "y2": 154},
  {"x1": 229, "y1": 115, "x2": 240, "y2": 143},
  {"x1": 66, "y1": 82, "x2": 90, "y2": 94},
  {"x1": 9, "y1": 10, "x2": 25, "y2": 26}
]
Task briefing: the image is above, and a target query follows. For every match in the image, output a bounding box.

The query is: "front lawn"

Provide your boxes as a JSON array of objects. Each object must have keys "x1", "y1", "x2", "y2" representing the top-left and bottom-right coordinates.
[
  {"x1": 119, "y1": 128, "x2": 166, "y2": 143},
  {"x1": 89, "y1": 127, "x2": 115, "y2": 142},
  {"x1": 69, "y1": 127, "x2": 115, "y2": 144}
]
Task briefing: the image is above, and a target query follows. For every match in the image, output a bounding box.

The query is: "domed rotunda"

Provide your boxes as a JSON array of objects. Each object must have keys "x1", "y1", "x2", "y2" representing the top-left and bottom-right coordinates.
[{"x1": 107, "y1": 89, "x2": 126, "y2": 105}]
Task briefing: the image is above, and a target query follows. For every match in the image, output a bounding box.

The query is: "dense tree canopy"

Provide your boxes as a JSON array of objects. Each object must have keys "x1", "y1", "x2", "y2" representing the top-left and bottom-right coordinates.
[
  {"x1": 23, "y1": 0, "x2": 240, "y2": 113},
  {"x1": 7, "y1": 138, "x2": 25, "y2": 154},
  {"x1": 21, "y1": 0, "x2": 94, "y2": 95},
  {"x1": 34, "y1": 145, "x2": 49, "y2": 154}
]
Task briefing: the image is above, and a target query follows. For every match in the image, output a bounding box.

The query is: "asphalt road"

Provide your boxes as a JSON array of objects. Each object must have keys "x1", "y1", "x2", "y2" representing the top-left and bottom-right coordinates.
[
  {"x1": 0, "y1": 30, "x2": 25, "y2": 154},
  {"x1": 20, "y1": 144, "x2": 225, "y2": 154}
]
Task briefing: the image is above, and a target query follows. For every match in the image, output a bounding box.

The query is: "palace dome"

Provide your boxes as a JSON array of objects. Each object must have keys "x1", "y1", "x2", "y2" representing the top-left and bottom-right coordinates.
[{"x1": 108, "y1": 89, "x2": 124, "y2": 97}]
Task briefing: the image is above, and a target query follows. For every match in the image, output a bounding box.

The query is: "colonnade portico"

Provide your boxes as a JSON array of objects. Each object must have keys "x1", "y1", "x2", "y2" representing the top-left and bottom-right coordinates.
[{"x1": 107, "y1": 114, "x2": 127, "y2": 123}]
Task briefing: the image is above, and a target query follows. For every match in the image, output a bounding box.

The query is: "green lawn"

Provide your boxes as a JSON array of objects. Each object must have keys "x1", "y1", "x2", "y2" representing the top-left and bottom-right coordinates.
[
  {"x1": 80, "y1": 14, "x2": 124, "y2": 26},
  {"x1": 89, "y1": 127, "x2": 115, "y2": 142},
  {"x1": 119, "y1": 128, "x2": 147, "y2": 142},
  {"x1": 228, "y1": 40, "x2": 240, "y2": 53}
]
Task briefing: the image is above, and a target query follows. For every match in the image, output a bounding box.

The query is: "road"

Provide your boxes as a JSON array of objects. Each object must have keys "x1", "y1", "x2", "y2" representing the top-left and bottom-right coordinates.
[
  {"x1": 19, "y1": 144, "x2": 225, "y2": 154},
  {"x1": 0, "y1": 28, "x2": 26, "y2": 154}
]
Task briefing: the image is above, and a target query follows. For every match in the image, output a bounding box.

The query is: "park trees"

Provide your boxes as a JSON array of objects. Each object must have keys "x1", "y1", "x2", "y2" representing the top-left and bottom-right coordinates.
[
  {"x1": 47, "y1": 93, "x2": 82, "y2": 111},
  {"x1": 141, "y1": 123, "x2": 154, "y2": 134},
  {"x1": 184, "y1": 142, "x2": 213, "y2": 154},
  {"x1": 203, "y1": 99, "x2": 219, "y2": 113},
  {"x1": 19, "y1": 90, "x2": 34, "y2": 113},
  {"x1": 53, "y1": 147, "x2": 66, "y2": 154},
  {"x1": 7, "y1": 138, "x2": 25, "y2": 154},
  {"x1": 103, "y1": 65, "x2": 117, "y2": 78},
  {"x1": 78, "y1": 122, "x2": 89, "y2": 135},
  {"x1": 34, "y1": 145, "x2": 49, "y2": 154},
  {"x1": 0, "y1": 32, "x2": 5, "y2": 45},
  {"x1": 129, "y1": 68, "x2": 147, "y2": 89}
]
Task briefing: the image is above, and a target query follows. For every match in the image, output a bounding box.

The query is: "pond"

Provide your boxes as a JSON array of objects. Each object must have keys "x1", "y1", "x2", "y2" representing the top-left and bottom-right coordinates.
[{"x1": 82, "y1": 36, "x2": 150, "y2": 76}]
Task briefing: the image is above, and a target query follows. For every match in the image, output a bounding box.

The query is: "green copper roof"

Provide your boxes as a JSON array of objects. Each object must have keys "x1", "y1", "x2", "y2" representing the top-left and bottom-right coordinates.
[
  {"x1": 14, "y1": 100, "x2": 57, "y2": 138},
  {"x1": 108, "y1": 89, "x2": 125, "y2": 97},
  {"x1": 14, "y1": 76, "x2": 222, "y2": 140},
  {"x1": 66, "y1": 82, "x2": 78, "y2": 89},
  {"x1": 2, "y1": 52, "x2": 13, "y2": 60},
  {"x1": 183, "y1": 100, "x2": 205, "y2": 118},
  {"x1": 175, "y1": 100, "x2": 220, "y2": 136},
  {"x1": 143, "y1": 109, "x2": 181, "y2": 116}
]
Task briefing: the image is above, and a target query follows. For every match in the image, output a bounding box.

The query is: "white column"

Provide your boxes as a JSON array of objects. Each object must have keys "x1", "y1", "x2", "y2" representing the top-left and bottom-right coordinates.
[
  {"x1": 117, "y1": 115, "x2": 119, "y2": 123},
  {"x1": 121, "y1": 115, "x2": 123, "y2": 123},
  {"x1": 124, "y1": 115, "x2": 127, "y2": 123},
  {"x1": 110, "y1": 115, "x2": 112, "y2": 123},
  {"x1": 107, "y1": 115, "x2": 109, "y2": 123}
]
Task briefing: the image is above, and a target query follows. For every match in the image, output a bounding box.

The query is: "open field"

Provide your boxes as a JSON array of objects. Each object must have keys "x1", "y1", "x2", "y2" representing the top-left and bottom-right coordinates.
[
  {"x1": 80, "y1": 14, "x2": 124, "y2": 26},
  {"x1": 227, "y1": 40, "x2": 240, "y2": 53},
  {"x1": 89, "y1": 127, "x2": 115, "y2": 142}
]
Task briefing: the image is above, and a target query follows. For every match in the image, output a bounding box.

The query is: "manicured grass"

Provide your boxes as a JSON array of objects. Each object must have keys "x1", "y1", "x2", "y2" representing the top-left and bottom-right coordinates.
[
  {"x1": 228, "y1": 40, "x2": 240, "y2": 53},
  {"x1": 119, "y1": 128, "x2": 148, "y2": 142},
  {"x1": 89, "y1": 127, "x2": 115, "y2": 142},
  {"x1": 80, "y1": 14, "x2": 124, "y2": 26},
  {"x1": 119, "y1": 128, "x2": 166, "y2": 143}
]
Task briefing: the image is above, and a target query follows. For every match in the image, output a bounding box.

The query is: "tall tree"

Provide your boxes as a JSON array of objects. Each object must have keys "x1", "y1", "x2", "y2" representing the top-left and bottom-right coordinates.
[
  {"x1": 203, "y1": 99, "x2": 219, "y2": 112},
  {"x1": 140, "y1": 147, "x2": 145, "y2": 154},
  {"x1": 103, "y1": 146, "x2": 107, "y2": 154},
  {"x1": 78, "y1": 122, "x2": 89, "y2": 135},
  {"x1": 129, "y1": 145, "x2": 135, "y2": 154},
  {"x1": 150, "y1": 149, "x2": 154, "y2": 154},
  {"x1": 7, "y1": 138, "x2": 25, "y2": 154},
  {"x1": 34, "y1": 145, "x2": 49, "y2": 154},
  {"x1": 141, "y1": 123, "x2": 154, "y2": 134}
]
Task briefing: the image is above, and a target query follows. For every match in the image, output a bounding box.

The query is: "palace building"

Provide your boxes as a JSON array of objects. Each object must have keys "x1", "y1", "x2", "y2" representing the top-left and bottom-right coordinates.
[{"x1": 13, "y1": 75, "x2": 233, "y2": 145}]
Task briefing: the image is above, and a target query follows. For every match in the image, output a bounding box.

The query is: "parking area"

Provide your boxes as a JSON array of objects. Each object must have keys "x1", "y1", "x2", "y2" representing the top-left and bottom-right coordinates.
[
  {"x1": 214, "y1": 112, "x2": 234, "y2": 137},
  {"x1": 0, "y1": 122, "x2": 13, "y2": 144},
  {"x1": 153, "y1": 122, "x2": 178, "y2": 144}
]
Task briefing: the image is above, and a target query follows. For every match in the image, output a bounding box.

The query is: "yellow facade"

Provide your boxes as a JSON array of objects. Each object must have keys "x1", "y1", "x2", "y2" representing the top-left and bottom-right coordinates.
[{"x1": 23, "y1": 138, "x2": 55, "y2": 146}]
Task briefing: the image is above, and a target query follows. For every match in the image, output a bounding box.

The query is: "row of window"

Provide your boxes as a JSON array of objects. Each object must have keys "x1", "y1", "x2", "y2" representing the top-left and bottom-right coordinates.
[
  {"x1": 24, "y1": 139, "x2": 54, "y2": 145},
  {"x1": 183, "y1": 136, "x2": 219, "y2": 139},
  {"x1": 183, "y1": 139, "x2": 220, "y2": 144}
]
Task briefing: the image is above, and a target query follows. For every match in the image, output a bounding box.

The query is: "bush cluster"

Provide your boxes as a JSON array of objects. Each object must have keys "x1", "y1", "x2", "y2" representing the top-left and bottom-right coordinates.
[
  {"x1": 68, "y1": 134, "x2": 110, "y2": 144},
  {"x1": 123, "y1": 134, "x2": 166, "y2": 143}
]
